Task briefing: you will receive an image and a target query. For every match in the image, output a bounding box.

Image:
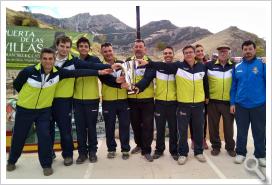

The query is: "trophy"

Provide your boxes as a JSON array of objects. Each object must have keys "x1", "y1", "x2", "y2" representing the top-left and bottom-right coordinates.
[{"x1": 119, "y1": 59, "x2": 138, "y2": 94}]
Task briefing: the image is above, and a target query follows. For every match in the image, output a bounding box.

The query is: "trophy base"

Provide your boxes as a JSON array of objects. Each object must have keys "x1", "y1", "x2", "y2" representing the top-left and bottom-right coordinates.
[{"x1": 127, "y1": 90, "x2": 137, "y2": 95}]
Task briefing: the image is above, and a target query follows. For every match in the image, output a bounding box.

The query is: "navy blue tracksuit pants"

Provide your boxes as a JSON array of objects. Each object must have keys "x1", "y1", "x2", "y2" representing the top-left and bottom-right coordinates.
[
  {"x1": 189, "y1": 103, "x2": 208, "y2": 141},
  {"x1": 74, "y1": 101, "x2": 99, "y2": 156},
  {"x1": 8, "y1": 106, "x2": 52, "y2": 168},
  {"x1": 235, "y1": 104, "x2": 266, "y2": 158},
  {"x1": 102, "y1": 100, "x2": 130, "y2": 152},
  {"x1": 177, "y1": 103, "x2": 205, "y2": 156},
  {"x1": 50, "y1": 98, "x2": 74, "y2": 158},
  {"x1": 154, "y1": 101, "x2": 178, "y2": 156},
  {"x1": 128, "y1": 100, "x2": 154, "y2": 155}
]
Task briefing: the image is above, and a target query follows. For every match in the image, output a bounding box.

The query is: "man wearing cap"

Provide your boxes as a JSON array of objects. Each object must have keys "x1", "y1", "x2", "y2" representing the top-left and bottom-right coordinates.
[{"x1": 206, "y1": 45, "x2": 236, "y2": 157}]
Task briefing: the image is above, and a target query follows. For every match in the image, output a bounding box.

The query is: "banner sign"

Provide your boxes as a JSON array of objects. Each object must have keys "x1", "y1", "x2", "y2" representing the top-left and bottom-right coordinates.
[{"x1": 6, "y1": 26, "x2": 93, "y2": 69}]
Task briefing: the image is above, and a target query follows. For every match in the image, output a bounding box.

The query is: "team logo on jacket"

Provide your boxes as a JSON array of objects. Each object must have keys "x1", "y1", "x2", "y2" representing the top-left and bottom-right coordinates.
[
  {"x1": 199, "y1": 73, "x2": 204, "y2": 78},
  {"x1": 48, "y1": 79, "x2": 53, "y2": 85},
  {"x1": 252, "y1": 67, "x2": 259, "y2": 74}
]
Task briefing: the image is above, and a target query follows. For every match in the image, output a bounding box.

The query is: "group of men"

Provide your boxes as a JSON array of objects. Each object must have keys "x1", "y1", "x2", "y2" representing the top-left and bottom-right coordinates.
[{"x1": 6, "y1": 35, "x2": 266, "y2": 176}]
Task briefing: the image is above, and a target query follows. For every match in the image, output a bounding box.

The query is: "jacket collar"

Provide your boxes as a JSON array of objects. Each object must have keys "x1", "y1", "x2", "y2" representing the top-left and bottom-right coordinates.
[
  {"x1": 242, "y1": 56, "x2": 257, "y2": 63},
  {"x1": 131, "y1": 55, "x2": 149, "y2": 61},
  {"x1": 35, "y1": 63, "x2": 58, "y2": 74},
  {"x1": 215, "y1": 59, "x2": 233, "y2": 65}
]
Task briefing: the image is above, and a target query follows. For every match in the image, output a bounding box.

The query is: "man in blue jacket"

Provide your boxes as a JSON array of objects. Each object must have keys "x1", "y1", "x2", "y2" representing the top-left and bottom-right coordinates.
[{"x1": 230, "y1": 40, "x2": 266, "y2": 167}]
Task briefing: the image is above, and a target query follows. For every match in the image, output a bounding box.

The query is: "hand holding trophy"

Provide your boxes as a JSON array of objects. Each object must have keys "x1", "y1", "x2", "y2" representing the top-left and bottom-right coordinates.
[{"x1": 118, "y1": 59, "x2": 139, "y2": 94}]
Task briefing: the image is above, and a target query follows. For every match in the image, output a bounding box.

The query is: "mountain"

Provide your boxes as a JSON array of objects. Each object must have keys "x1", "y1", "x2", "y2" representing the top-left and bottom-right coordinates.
[
  {"x1": 33, "y1": 13, "x2": 135, "y2": 34},
  {"x1": 141, "y1": 20, "x2": 178, "y2": 38},
  {"x1": 7, "y1": 9, "x2": 265, "y2": 58},
  {"x1": 196, "y1": 26, "x2": 265, "y2": 57},
  {"x1": 30, "y1": 13, "x2": 212, "y2": 52},
  {"x1": 175, "y1": 26, "x2": 266, "y2": 59},
  {"x1": 6, "y1": 8, "x2": 53, "y2": 29}
]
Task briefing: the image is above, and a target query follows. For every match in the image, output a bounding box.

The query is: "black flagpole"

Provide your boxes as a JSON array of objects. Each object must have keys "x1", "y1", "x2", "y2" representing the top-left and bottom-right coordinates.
[{"x1": 136, "y1": 6, "x2": 141, "y2": 39}]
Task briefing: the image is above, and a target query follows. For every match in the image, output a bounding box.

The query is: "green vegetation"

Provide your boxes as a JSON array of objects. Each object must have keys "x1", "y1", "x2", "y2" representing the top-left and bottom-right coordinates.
[
  {"x1": 155, "y1": 41, "x2": 167, "y2": 51},
  {"x1": 7, "y1": 63, "x2": 36, "y2": 69},
  {"x1": 7, "y1": 8, "x2": 52, "y2": 29},
  {"x1": 255, "y1": 39, "x2": 265, "y2": 57}
]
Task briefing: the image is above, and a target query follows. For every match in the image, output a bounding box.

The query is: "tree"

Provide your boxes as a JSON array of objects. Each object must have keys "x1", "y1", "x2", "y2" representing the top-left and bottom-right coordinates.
[
  {"x1": 155, "y1": 41, "x2": 167, "y2": 51},
  {"x1": 95, "y1": 34, "x2": 107, "y2": 44},
  {"x1": 23, "y1": 6, "x2": 31, "y2": 14}
]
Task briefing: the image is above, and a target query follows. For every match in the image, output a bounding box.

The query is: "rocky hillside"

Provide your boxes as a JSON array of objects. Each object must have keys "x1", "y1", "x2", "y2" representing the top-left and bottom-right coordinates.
[
  {"x1": 175, "y1": 26, "x2": 266, "y2": 59},
  {"x1": 30, "y1": 12, "x2": 212, "y2": 51},
  {"x1": 7, "y1": 8, "x2": 266, "y2": 58}
]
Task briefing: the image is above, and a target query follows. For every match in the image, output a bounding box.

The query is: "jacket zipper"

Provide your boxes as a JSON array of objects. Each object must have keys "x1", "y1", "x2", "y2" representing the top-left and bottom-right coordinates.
[
  {"x1": 82, "y1": 77, "x2": 84, "y2": 100},
  {"x1": 166, "y1": 74, "x2": 169, "y2": 101},
  {"x1": 192, "y1": 66, "x2": 195, "y2": 103},
  {"x1": 222, "y1": 66, "x2": 225, "y2": 100},
  {"x1": 117, "y1": 86, "x2": 118, "y2": 100},
  {"x1": 35, "y1": 87, "x2": 42, "y2": 109},
  {"x1": 246, "y1": 62, "x2": 249, "y2": 100},
  {"x1": 35, "y1": 73, "x2": 45, "y2": 109}
]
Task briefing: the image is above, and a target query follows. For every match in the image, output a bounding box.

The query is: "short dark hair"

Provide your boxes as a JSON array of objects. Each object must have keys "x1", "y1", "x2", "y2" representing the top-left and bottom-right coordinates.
[
  {"x1": 56, "y1": 35, "x2": 72, "y2": 47},
  {"x1": 182, "y1": 45, "x2": 195, "y2": 54},
  {"x1": 40, "y1": 48, "x2": 55, "y2": 59},
  {"x1": 76, "y1": 37, "x2": 91, "y2": 48},
  {"x1": 134, "y1": 39, "x2": 145, "y2": 46},
  {"x1": 101, "y1": 42, "x2": 112, "y2": 49},
  {"x1": 163, "y1": 46, "x2": 174, "y2": 53},
  {"x1": 164, "y1": 46, "x2": 174, "y2": 51},
  {"x1": 242, "y1": 40, "x2": 256, "y2": 49},
  {"x1": 195, "y1": 44, "x2": 204, "y2": 48}
]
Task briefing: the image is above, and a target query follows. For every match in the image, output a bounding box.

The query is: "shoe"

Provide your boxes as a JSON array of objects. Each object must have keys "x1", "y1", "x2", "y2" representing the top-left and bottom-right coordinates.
[
  {"x1": 203, "y1": 140, "x2": 209, "y2": 150},
  {"x1": 89, "y1": 153, "x2": 98, "y2": 163},
  {"x1": 76, "y1": 155, "x2": 87, "y2": 164},
  {"x1": 258, "y1": 158, "x2": 266, "y2": 167},
  {"x1": 178, "y1": 156, "x2": 187, "y2": 165},
  {"x1": 191, "y1": 140, "x2": 194, "y2": 150},
  {"x1": 152, "y1": 153, "x2": 162, "y2": 160},
  {"x1": 43, "y1": 167, "x2": 53, "y2": 176},
  {"x1": 107, "y1": 151, "x2": 116, "y2": 159},
  {"x1": 63, "y1": 157, "x2": 73, "y2": 166},
  {"x1": 122, "y1": 152, "x2": 130, "y2": 160},
  {"x1": 234, "y1": 155, "x2": 246, "y2": 164},
  {"x1": 144, "y1": 154, "x2": 153, "y2": 162},
  {"x1": 195, "y1": 154, "x2": 206, "y2": 162},
  {"x1": 131, "y1": 146, "x2": 141, "y2": 154},
  {"x1": 172, "y1": 154, "x2": 179, "y2": 161},
  {"x1": 211, "y1": 149, "x2": 220, "y2": 156},
  {"x1": 227, "y1": 150, "x2": 236, "y2": 157},
  {"x1": 6, "y1": 163, "x2": 16, "y2": 171}
]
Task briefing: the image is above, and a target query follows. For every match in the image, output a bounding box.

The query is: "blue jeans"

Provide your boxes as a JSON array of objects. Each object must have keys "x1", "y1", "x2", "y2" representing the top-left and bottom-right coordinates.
[{"x1": 235, "y1": 104, "x2": 266, "y2": 158}]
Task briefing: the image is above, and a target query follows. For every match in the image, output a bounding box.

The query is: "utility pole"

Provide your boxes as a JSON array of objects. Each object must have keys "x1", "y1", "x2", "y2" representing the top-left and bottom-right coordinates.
[{"x1": 136, "y1": 6, "x2": 141, "y2": 39}]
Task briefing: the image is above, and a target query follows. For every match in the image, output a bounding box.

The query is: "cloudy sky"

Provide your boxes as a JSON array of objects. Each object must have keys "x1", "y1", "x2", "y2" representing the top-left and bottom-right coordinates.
[{"x1": 4, "y1": 1, "x2": 271, "y2": 39}]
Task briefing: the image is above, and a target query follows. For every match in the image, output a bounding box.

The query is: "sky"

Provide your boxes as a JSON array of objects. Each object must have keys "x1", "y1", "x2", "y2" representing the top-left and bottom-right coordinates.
[{"x1": 3, "y1": 1, "x2": 271, "y2": 39}]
